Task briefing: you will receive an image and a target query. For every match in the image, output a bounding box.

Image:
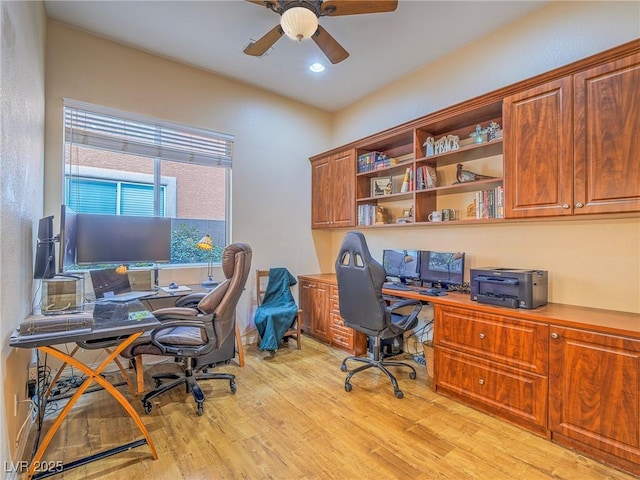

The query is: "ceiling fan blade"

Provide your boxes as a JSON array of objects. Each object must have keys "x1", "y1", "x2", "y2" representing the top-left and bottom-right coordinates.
[
  {"x1": 244, "y1": 24, "x2": 284, "y2": 57},
  {"x1": 312, "y1": 25, "x2": 349, "y2": 64},
  {"x1": 321, "y1": 0, "x2": 398, "y2": 16}
]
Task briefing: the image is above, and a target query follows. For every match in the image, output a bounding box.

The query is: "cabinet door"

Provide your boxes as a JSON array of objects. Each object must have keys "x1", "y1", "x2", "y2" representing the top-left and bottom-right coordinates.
[
  {"x1": 574, "y1": 52, "x2": 640, "y2": 214},
  {"x1": 310, "y1": 281, "x2": 331, "y2": 343},
  {"x1": 311, "y1": 157, "x2": 332, "y2": 228},
  {"x1": 329, "y1": 150, "x2": 355, "y2": 227},
  {"x1": 299, "y1": 280, "x2": 313, "y2": 333},
  {"x1": 503, "y1": 77, "x2": 573, "y2": 218},
  {"x1": 549, "y1": 326, "x2": 640, "y2": 467}
]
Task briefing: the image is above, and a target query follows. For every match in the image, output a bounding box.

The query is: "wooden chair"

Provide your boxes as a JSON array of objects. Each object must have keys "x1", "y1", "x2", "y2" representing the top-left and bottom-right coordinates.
[{"x1": 256, "y1": 269, "x2": 302, "y2": 350}]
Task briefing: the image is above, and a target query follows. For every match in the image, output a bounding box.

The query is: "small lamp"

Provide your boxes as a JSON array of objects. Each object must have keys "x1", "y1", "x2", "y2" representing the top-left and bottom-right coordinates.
[{"x1": 196, "y1": 234, "x2": 218, "y2": 289}]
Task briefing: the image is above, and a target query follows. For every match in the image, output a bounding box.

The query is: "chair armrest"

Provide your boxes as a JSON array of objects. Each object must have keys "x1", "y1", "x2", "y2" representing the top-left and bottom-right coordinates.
[
  {"x1": 174, "y1": 293, "x2": 206, "y2": 308},
  {"x1": 152, "y1": 307, "x2": 200, "y2": 320},
  {"x1": 386, "y1": 298, "x2": 422, "y2": 312}
]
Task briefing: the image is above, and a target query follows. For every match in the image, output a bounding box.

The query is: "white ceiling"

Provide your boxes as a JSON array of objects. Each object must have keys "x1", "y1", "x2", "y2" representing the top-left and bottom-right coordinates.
[{"x1": 44, "y1": 0, "x2": 548, "y2": 112}]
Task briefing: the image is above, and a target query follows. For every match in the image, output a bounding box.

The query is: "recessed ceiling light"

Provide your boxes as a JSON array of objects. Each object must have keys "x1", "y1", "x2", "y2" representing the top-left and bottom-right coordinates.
[{"x1": 309, "y1": 62, "x2": 325, "y2": 73}]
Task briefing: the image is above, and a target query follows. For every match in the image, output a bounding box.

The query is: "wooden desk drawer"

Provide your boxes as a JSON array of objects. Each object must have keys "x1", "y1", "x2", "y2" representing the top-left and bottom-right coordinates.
[
  {"x1": 436, "y1": 348, "x2": 548, "y2": 433},
  {"x1": 436, "y1": 306, "x2": 548, "y2": 374}
]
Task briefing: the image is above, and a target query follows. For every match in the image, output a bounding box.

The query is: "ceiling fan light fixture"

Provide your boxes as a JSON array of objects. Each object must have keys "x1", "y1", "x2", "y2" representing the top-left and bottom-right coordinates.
[{"x1": 281, "y1": 6, "x2": 318, "y2": 42}]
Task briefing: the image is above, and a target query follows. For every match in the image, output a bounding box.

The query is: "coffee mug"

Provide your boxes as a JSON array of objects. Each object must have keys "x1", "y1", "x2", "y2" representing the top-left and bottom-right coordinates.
[{"x1": 428, "y1": 211, "x2": 442, "y2": 222}]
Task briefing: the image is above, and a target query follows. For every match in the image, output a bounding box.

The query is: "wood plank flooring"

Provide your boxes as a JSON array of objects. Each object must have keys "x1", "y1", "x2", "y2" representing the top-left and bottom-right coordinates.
[{"x1": 28, "y1": 336, "x2": 637, "y2": 480}]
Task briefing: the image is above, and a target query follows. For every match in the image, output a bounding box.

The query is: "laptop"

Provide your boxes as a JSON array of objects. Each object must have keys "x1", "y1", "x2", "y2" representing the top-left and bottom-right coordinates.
[{"x1": 90, "y1": 268, "x2": 156, "y2": 302}]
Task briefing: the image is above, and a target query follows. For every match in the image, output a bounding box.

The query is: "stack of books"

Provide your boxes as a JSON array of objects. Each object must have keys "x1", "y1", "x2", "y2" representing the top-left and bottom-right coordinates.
[{"x1": 475, "y1": 185, "x2": 504, "y2": 219}]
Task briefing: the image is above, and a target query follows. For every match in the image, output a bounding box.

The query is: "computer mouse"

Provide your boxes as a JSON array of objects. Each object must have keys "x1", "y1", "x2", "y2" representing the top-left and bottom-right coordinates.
[{"x1": 168, "y1": 282, "x2": 178, "y2": 289}]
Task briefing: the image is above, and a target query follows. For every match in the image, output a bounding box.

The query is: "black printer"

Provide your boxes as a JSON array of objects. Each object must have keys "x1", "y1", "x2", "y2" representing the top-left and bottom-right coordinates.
[{"x1": 470, "y1": 268, "x2": 548, "y2": 309}]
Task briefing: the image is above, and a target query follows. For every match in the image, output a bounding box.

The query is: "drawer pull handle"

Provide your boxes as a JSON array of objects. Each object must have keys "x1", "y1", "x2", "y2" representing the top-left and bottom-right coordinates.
[
  {"x1": 478, "y1": 378, "x2": 485, "y2": 385},
  {"x1": 479, "y1": 333, "x2": 485, "y2": 339},
  {"x1": 575, "y1": 202, "x2": 584, "y2": 208},
  {"x1": 551, "y1": 332, "x2": 559, "y2": 339}
]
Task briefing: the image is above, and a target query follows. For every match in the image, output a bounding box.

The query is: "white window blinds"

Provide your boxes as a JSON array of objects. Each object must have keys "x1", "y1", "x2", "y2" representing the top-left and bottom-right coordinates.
[{"x1": 64, "y1": 100, "x2": 234, "y2": 168}]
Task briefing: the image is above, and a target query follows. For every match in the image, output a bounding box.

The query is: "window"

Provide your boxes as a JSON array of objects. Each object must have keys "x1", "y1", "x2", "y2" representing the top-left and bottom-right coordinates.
[{"x1": 64, "y1": 100, "x2": 233, "y2": 266}]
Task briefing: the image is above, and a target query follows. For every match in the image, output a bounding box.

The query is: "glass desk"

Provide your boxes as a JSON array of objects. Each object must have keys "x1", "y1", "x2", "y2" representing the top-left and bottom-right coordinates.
[{"x1": 9, "y1": 300, "x2": 160, "y2": 479}]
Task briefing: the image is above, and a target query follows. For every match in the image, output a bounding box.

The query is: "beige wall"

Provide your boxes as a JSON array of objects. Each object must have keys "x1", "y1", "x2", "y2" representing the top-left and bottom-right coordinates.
[
  {"x1": 44, "y1": 22, "x2": 333, "y2": 341},
  {"x1": 327, "y1": 1, "x2": 640, "y2": 314},
  {"x1": 1, "y1": 0, "x2": 47, "y2": 466}
]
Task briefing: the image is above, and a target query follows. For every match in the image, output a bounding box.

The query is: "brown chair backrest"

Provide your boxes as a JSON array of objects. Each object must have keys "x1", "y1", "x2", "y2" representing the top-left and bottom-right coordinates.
[{"x1": 197, "y1": 243, "x2": 252, "y2": 348}]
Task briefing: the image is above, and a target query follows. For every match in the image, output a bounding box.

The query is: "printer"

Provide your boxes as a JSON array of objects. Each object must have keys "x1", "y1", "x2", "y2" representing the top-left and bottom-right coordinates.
[{"x1": 470, "y1": 268, "x2": 548, "y2": 309}]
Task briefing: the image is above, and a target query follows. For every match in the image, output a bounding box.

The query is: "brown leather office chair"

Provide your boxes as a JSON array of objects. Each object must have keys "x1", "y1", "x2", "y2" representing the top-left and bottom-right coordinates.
[
  {"x1": 255, "y1": 268, "x2": 302, "y2": 354},
  {"x1": 121, "y1": 242, "x2": 252, "y2": 415}
]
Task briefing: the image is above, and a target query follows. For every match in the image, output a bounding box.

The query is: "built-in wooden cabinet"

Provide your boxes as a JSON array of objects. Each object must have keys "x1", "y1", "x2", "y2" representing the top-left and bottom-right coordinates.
[
  {"x1": 310, "y1": 41, "x2": 640, "y2": 229},
  {"x1": 549, "y1": 326, "x2": 640, "y2": 476},
  {"x1": 573, "y1": 53, "x2": 640, "y2": 214},
  {"x1": 503, "y1": 77, "x2": 573, "y2": 218},
  {"x1": 311, "y1": 149, "x2": 355, "y2": 229},
  {"x1": 434, "y1": 305, "x2": 548, "y2": 435},
  {"x1": 504, "y1": 52, "x2": 640, "y2": 218},
  {"x1": 299, "y1": 277, "x2": 331, "y2": 343},
  {"x1": 298, "y1": 275, "x2": 367, "y2": 356}
]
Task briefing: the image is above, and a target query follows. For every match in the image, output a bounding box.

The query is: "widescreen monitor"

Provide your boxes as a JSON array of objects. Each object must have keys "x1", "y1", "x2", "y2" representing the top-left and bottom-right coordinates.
[
  {"x1": 419, "y1": 251, "x2": 465, "y2": 288},
  {"x1": 382, "y1": 249, "x2": 420, "y2": 283},
  {"x1": 34, "y1": 215, "x2": 56, "y2": 279},
  {"x1": 76, "y1": 214, "x2": 172, "y2": 265}
]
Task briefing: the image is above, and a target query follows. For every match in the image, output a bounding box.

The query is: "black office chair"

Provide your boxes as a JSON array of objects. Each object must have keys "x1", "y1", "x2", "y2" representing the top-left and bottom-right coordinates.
[
  {"x1": 335, "y1": 231, "x2": 422, "y2": 398},
  {"x1": 121, "y1": 243, "x2": 252, "y2": 415}
]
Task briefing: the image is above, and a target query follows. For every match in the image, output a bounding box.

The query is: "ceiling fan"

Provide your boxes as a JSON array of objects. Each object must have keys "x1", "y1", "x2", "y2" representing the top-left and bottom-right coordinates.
[{"x1": 244, "y1": 1, "x2": 398, "y2": 64}]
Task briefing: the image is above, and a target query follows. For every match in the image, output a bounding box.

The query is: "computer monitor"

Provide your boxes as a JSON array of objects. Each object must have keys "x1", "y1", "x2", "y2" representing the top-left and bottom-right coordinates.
[
  {"x1": 58, "y1": 204, "x2": 78, "y2": 273},
  {"x1": 34, "y1": 215, "x2": 56, "y2": 279},
  {"x1": 382, "y1": 249, "x2": 420, "y2": 283},
  {"x1": 76, "y1": 214, "x2": 172, "y2": 265},
  {"x1": 419, "y1": 251, "x2": 465, "y2": 288}
]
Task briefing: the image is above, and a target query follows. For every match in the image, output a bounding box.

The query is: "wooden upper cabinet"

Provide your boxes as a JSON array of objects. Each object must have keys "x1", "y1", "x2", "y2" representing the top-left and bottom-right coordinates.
[
  {"x1": 311, "y1": 156, "x2": 332, "y2": 228},
  {"x1": 310, "y1": 149, "x2": 355, "y2": 228},
  {"x1": 503, "y1": 77, "x2": 573, "y2": 218},
  {"x1": 330, "y1": 150, "x2": 356, "y2": 227},
  {"x1": 573, "y1": 52, "x2": 640, "y2": 214}
]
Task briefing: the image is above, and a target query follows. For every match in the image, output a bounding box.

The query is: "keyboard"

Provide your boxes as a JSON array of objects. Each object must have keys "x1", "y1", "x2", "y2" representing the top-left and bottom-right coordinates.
[
  {"x1": 98, "y1": 290, "x2": 157, "y2": 302},
  {"x1": 384, "y1": 283, "x2": 410, "y2": 290},
  {"x1": 417, "y1": 288, "x2": 448, "y2": 296}
]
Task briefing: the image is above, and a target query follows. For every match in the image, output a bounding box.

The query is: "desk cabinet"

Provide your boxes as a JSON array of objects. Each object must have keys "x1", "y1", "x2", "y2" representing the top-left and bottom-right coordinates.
[
  {"x1": 434, "y1": 306, "x2": 548, "y2": 435},
  {"x1": 300, "y1": 278, "x2": 331, "y2": 343},
  {"x1": 549, "y1": 326, "x2": 640, "y2": 475},
  {"x1": 299, "y1": 275, "x2": 367, "y2": 355}
]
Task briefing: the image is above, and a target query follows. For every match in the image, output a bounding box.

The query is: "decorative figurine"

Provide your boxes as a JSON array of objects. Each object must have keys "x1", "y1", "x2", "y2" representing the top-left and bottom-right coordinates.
[
  {"x1": 470, "y1": 124, "x2": 487, "y2": 144},
  {"x1": 455, "y1": 163, "x2": 496, "y2": 184},
  {"x1": 487, "y1": 121, "x2": 501, "y2": 141}
]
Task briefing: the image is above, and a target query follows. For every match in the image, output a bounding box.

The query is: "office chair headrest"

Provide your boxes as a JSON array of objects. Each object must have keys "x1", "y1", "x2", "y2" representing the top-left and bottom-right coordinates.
[{"x1": 222, "y1": 242, "x2": 252, "y2": 279}]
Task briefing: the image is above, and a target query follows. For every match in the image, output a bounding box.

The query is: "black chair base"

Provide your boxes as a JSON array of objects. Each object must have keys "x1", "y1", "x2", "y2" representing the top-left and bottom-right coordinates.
[
  {"x1": 141, "y1": 360, "x2": 236, "y2": 416},
  {"x1": 340, "y1": 344, "x2": 417, "y2": 399}
]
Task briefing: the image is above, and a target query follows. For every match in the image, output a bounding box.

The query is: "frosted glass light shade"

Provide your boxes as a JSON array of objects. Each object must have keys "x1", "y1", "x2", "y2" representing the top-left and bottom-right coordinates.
[{"x1": 281, "y1": 7, "x2": 318, "y2": 42}]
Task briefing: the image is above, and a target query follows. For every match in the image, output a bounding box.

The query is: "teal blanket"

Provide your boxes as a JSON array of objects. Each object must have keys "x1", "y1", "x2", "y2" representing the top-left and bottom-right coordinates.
[{"x1": 255, "y1": 268, "x2": 299, "y2": 352}]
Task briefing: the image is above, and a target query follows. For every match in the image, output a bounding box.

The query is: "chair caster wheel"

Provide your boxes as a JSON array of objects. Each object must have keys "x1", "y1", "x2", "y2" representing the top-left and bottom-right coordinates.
[
  {"x1": 345, "y1": 383, "x2": 352, "y2": 392},
  {"x1": 143, "y1": 401, "x2": 152, "y2": 414},
  {"x1": 340, "y1": 364, "x2": 347, "y2": 372},
  {"x1": 395, "y1": 390, "x2": 404, "y2": 399},
  {"x1": 230, "y1": 381, "x2": 237, "y2": 394},
  {"x1": 197, "y1": 403, "x2": 204, "y2": 416},
  {"x1": 409, "y1": 371, "x2": 417, "y2": 380}
]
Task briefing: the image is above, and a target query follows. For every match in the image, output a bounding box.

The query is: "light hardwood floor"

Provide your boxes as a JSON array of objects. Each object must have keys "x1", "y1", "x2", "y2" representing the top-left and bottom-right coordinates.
[{"x1": 30, "y1": 336, "x2": 637, "y2": 480}]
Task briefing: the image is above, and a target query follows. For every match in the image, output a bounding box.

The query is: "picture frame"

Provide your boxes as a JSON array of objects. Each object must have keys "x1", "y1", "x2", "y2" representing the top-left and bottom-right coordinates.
[{"x1": 371, "y1": 176, "x2": 392, "y2": 196}]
